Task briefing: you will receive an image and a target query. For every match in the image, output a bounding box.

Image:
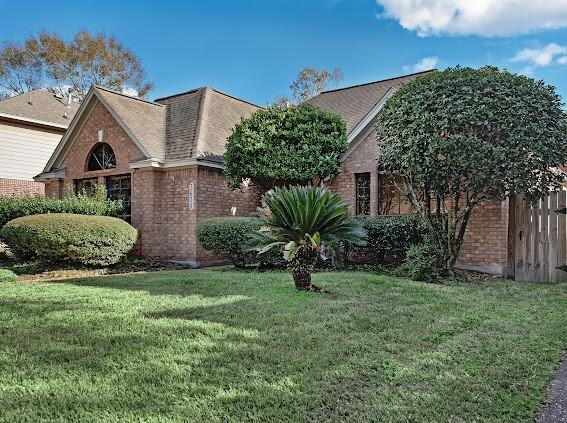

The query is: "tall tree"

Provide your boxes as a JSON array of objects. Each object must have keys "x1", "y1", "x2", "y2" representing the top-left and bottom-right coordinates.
[
  {"x1": 0, "y1": 30, "x2": 153, "y2": 98},
  {"x1": 377, "y1": 66, "x2": 567, "y2": 274},
  {"x1": 290, "y1": 67, "x2": 343, "y2": 103},
  {"x1": 274, "y1": 66, "x2": 343, "y2": 105},
  {"x1": 0, "y1": 41, "x2": 43, "y2": 95}
]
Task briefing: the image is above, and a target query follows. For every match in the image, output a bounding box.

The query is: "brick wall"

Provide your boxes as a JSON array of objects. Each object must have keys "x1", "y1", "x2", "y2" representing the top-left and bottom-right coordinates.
[
  {"x1": 457, "y1": 199, "x2": 510, "y2": 274},
  {"x1": 44, "y1": 180, "x2": 64, "y2": 198},
  {"x1": 131, "y1": 169, "x2": 165, "y2": 258},
  {"x1": 328, "y1": 128, "x2": 379, "y2": 216},
  {"x1": 0, "y1": 178, "x2": 44, "y2": 197},
  {"x1": 196, "y1": 167, "x2": 263, "y2": 265},
  {"x1": 131, "y1": 166, "x2": 262, "y2": 265},
  {"x1": 329, "y1": 126, "x2": 511, "y2": 275}
]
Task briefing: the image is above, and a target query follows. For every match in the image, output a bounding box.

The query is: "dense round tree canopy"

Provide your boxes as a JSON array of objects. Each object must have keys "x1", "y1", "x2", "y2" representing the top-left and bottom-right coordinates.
[
  {"x1": 378, "y1": 66, "x2": 567, "y2": 202},
  {"x1": 377, "y1": 66, "x2": 567, "y2": 272},
  {"x1": 224, "y1": 104, "x2": 347, "y2": 189}
]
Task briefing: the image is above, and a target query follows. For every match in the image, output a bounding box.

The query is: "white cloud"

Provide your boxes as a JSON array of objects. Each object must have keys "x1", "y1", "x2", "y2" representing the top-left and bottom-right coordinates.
[
  {"x1": 402, "y1": 56, "x2": 439, "y2": 73},
  {"x1": 512, "y1": 43, "x2": 567, "y2": 67},
  {"x1": 376, "y1": 0, "x2": 567, "y2": 37},
  {"x1": 122, "y1": 86, "x2": 139, "y2": 97}
]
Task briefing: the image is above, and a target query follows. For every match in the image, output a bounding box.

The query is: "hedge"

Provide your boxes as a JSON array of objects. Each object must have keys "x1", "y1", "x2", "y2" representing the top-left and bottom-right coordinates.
[
  {"x1": 348, "y1": 215, "x2": 426, "y2": 264},
  {"x1": 0, "y1": 214, "x2": 137, "y2": 266},
  {"x1": 0, "y1": 188, "x2": 123, "y2": 229},
  {"x1": 197, "y1": 217, "x2": 283, "y2": 267}
]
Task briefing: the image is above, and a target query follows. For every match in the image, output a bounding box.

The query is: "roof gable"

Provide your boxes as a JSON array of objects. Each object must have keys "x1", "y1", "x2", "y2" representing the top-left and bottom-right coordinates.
[
  {"x1": 306, "y1": 70, "x2": 436, "y2": 135},
  {"x1": 44, "y1": 86, "x2": 165, "y2": 172},
  {"x1": 94, "y1": 86, "x2": 167, "y2": 160},
  {"x1": 155, "y1": 87, "x2": 259, "y2": 160}
]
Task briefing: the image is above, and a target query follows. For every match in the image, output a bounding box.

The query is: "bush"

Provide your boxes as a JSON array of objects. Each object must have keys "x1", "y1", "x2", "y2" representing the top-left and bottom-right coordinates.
[
  {"x1": 0, "y1": 214, "x2": 137, "y2": 266},
  {"x1": 0, "y1": 268, "x2": 16, "y2": 282},
  {"x1": 347, "y1": 215, "x2": 426, "y2": 264},
  {"x1": 197, "y1": 217, "x2": 284, "y2": 267},
  {"x1": 399, "y1": 240, "x2": 440, "y2": 282},
  {"x1": 0, "y1": 186, "x2": 123, "y2": 229}
]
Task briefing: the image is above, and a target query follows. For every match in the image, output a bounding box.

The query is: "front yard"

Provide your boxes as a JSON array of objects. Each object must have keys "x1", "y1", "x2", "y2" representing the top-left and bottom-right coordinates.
[{"x1": 1, "y1": 270, "x2": 567, "y2": 422}]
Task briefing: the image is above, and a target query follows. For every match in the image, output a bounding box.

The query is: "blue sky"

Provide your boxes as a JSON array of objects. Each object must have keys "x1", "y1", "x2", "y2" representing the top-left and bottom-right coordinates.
[{"x1": 2, "y1": 0, "x2": 567, "y2": 104}]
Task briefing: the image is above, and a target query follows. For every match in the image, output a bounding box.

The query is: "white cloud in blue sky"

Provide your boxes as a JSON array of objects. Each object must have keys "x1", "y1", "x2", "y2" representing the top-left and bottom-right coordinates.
[
  {"x1": 376, "y1": 0, "x2": 567, "y2": 37},
  {"x1": 403, "y1": 56, "x2": 439, "y2": 73},
  {"x1": 512, "y1": 43, "x2": 567, "y2": 67}
]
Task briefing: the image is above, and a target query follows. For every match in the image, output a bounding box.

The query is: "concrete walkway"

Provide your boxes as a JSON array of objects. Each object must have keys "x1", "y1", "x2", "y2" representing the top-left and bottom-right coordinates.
[{"x1": 537, "y1": 353, "x2": 567, "y2": 423}]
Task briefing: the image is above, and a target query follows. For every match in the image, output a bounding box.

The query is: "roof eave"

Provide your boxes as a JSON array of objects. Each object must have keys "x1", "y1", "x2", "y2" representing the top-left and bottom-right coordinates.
[
  {"x1": 341, "y1": 87, "x2": 396, "y2": 162},
  {"x1": 129, "y1": 157, "x2": 224, "y2": 170},
  {"x1": 0, "y1": 112, "x2": 69, "y2": 130}
]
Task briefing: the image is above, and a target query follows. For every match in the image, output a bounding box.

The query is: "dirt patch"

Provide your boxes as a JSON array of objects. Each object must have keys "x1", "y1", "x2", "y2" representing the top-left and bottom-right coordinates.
[{"x1": 2, "y1": 257, "x2": 189, "y2": 283}]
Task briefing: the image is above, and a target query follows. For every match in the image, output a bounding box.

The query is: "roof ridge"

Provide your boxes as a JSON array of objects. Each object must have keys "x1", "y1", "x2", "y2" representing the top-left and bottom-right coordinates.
[
  {"x1": 317, "y1": 69, "x2": 437, "y2": 95},
  {"x1": 155, "y1": 86, "x2": 261, "y2": 109},
  {"x1": 208, "y1": 87, "x2": 261, "y2": 109},
  {"x1": 154, "y1": 87, "x2": 203, "y2": 102},
  {"x1": 191, "y1": 87, "x2": 209, "y2": 157},
  {"x1": 93, "y1": 85, "x2": 164, "y2": 107}
]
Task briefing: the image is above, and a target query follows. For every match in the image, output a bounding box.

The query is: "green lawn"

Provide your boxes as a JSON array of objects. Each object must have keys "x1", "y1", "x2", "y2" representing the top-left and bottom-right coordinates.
[{"x1": 1, "y1": 270, "x2": 567, "y2": 422}]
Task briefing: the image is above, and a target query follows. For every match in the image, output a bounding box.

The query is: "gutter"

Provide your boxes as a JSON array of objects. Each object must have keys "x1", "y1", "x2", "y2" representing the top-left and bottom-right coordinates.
[{"x1": 0, "y1": 112, "x2": 69, "y2": 131}]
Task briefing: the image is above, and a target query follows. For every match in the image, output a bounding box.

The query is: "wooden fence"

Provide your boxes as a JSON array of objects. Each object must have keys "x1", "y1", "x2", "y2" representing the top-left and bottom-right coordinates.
[{"x1": 514, "y1": 191, "x2": 567, "y2": 282}]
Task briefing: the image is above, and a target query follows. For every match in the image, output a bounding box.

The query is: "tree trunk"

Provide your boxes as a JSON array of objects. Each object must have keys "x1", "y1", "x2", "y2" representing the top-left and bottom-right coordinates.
[
  {"x1": 291, "y1": 266, "x2": 313, "y2": 290},
  {"x1": 288, "y1": 254, "x2": 319, "y2": 291}
]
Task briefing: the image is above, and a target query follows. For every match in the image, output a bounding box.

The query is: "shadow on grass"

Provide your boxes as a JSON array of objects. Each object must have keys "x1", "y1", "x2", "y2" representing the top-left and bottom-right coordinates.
[{"x1": 0, "y1": 293, "x2": 306, "y2": 421}]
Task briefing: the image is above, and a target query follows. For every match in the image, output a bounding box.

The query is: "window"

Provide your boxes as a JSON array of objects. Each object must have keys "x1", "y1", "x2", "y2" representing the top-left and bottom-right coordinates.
[
  {"x1": 87, "y1": 143, "x2": 116, "y2": 171},
  {"x1": 355, "y1": 173, "x2": 371, "y2": 215},
  {"x1": 106, "y1": 174, "x2": 131, "y2": 222},
  {"x1": 74, "y1": 177, "x2": 98, "y2": 196},
  {"x1": 378, "y1": 174, "x2": 411, "y2": 215}
]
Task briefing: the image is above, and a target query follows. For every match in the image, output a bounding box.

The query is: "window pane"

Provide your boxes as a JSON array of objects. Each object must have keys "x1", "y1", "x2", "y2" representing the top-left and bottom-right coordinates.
[
  {"x1": 74, "y1": 178, "x2": 98, "y2": 196},
  {"x1": 88, "y1": 143, "x2": 116, "y2": 171},
  {"x1": 378, "y1": 175, "x2": 410, "y2": 215},
  {"x1": 355, "y1": 173, "x2": 371, "y2": 215},
  {"x1": 106, "y1": 174, "x2": 131, "y2": 222}
]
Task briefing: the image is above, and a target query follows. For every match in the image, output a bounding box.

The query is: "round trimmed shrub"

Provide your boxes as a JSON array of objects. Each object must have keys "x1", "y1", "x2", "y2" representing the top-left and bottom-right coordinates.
[
  {"x1": 197, "y1": 217, "x2": 261, "y2": 266},
  {"x1": 0, "y1": 214, "x2": 137, "y2": 266},
  {"x1": 197, "y1": 216, "x2": 284, "y2": 267},
  {"x1": 0, "y1": 268, "x2": 17, "y2": 282}
]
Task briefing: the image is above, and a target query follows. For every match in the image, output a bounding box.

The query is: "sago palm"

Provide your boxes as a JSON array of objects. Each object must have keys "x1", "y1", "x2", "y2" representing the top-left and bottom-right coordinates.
[{"x1": 248, "y1": 186, "x2": 367, "y2": 291}]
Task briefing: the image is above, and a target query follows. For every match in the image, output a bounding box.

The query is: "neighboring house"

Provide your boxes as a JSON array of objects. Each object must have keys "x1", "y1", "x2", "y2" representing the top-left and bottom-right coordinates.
[
  {"x1": 37, "y1": 72, "x2": 510, "y2": 274},
  {"x1": 0, "y1": 90, "x2": 79, "y2": 196}
]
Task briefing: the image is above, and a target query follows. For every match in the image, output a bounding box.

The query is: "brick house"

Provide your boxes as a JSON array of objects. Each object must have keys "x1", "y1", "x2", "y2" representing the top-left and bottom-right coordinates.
[
  {"x1": 37, "y1": 72, "x2": 511, "y2": 273},
  {"x1": 0, "y1": 90, "x2": 79, "y2": 196}
]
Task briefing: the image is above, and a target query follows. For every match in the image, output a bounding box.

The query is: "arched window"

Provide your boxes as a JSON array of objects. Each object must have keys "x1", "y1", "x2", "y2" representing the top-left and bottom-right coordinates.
[{"x1": 87, "y1": 143, "x2": 116, "y2": 171}]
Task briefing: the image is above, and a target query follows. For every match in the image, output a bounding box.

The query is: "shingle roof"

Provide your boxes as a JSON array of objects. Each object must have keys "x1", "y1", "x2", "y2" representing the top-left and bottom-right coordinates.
[
  {"x1": 0, "y1": 89, "x2": 80, "y2": 127},
  {"x1": 305, "y1": 70, "x2": 436, "y2": 134},
  {"x1": 155, "y1": 87, "x2": 259, "y2": 160},
  {"x1": 94, "y1": 86, "x2": 167, "y2": 160}
]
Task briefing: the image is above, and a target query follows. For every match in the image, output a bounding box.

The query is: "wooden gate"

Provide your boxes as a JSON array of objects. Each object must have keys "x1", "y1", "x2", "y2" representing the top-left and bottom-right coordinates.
[{"x1": 514, "y1": 192, "x2": 567, "y2": 282}]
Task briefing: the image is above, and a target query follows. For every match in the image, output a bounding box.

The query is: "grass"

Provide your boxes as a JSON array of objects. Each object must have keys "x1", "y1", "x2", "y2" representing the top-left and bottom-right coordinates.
[{"x1": 1, "y1": 270, "x2": 567, "y2": 422}]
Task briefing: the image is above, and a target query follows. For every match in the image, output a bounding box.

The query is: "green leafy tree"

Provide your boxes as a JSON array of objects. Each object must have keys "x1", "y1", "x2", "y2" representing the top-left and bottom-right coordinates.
[
  {"x1": 377, "y1": 66, "x2": 567, "y2": 274},
  {"x1": 0, "y1": 30, "x2": 152, "y2": 98},
  {"x1": 224, "y1": 105, "x2": 347, "y2": 189},
  {"x1": 248, "y1": 186, "x2": 367, "y2": 291}
]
